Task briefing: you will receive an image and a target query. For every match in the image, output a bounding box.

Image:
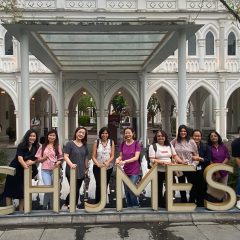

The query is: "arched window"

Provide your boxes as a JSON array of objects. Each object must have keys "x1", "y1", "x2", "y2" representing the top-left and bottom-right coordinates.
[
  {"x1": 188, "y1": 34, "x2": 196, "y2": 56},
  {"x1": 205, "y1": 31, "x2": 214, "y2": 55},
  {"x1": 5, "y1": 32, "x2": 13, "y2": 55},
  {"x1": 228, "y1": 32, "x2": 236, "y2": 56}
]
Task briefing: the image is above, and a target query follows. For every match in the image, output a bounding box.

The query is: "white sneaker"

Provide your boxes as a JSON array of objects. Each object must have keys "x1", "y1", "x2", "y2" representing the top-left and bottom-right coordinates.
[
  {"x1": 236, "y1": 200, "x2": 240, "y2": 210},
  {"x1": 61, "y1": 204, "x2": 68, "y2": 210}
]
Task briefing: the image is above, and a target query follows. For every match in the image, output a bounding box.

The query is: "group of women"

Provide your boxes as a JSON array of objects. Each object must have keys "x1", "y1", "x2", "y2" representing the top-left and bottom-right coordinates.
[{"x1": 2, "y1": 124, "x2": 231, "y2": 211}]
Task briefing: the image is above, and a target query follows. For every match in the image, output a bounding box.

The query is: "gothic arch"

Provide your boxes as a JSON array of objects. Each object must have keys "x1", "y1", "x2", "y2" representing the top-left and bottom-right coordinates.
[
  {"x1": 201, "y1": 23, "x2": 219, "y2": 39},
  {"x1": 104, "y1": 81, "x2": 139, "y2": 110},
  {"x1": 30, "y1": 80, "x2": 57, "y2": 104},
  {"x1": 226, "y1": 25, "x2": 240, "y2": 40},
  {"x1": 146, "y1": 79, "x2": 177, "y2": 106},
  {"x1": 0, "y1": 79, "x2": 17, "y2": 109},
  {"x1": 187, "y1": 80, "x2": 219, "y2": 108},
  {"x1": 65, "y1": 80, "x2": 98, "y2": 110},
  {"x1": 225, "y1": 80, "x2": 240, "y2": 107}
]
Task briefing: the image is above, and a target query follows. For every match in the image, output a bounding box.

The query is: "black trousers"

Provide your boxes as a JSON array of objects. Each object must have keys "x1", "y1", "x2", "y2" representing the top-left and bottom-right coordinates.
[
  {"x1": 93, "y1": 165, "x2": 113, "y2": 204},
  {"x1": 65, "y1": 175, "x2": 84, "y2": 206},
  {"x1": 158, "y1": 171, "x2": 166, "y2": 207},
  {"x1": 178, "y1": 171, "x2": 207, "y2": 206}
]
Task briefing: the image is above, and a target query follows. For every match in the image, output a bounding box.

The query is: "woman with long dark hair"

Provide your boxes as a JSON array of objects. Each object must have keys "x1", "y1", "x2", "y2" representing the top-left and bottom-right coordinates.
[
  {"x1": 116, "y1": 127, "x2": 141, "y2": 208},
  {"x1": 92, "y1": 127, "x2": 115, "y2": 204},
  {"x1": 149, "y1": 130, "x2": 182, "y2": 208},
  {"x1": 63, "y1": 127, "x2": 89, "y2": 209},
  {"x1": 206, "y1": 130, "x2": 230, "y2": 202},
  {"x1": 191, "y1": 129, "x2": 211, "y2": 206},
  {"x1": 35, "y1": 129, "x2": 63, "y2": 209},
  {"x1": 3, "y1": 129, "x2": 39, "y2": 211},
  {"x1": 171, "y1": 124, "x2": 199, "y2": 203}
]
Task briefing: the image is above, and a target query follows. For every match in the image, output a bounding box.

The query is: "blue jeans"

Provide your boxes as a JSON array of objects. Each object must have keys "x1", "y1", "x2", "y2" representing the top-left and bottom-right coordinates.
[
  {"x1": 236, "y1": 167, "x2": 240, "y2": 197},
  {"x1": 124, "y1": 175, "x2": 139, "y2": 207},
  {"x1": 41, "y1": 169, "x2": 53, "y2": 208}
]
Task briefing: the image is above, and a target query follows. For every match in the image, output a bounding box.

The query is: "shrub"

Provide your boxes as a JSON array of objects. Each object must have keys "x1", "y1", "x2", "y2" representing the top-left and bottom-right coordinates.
[{"x1": 78, "y1": 115, "x2": 90, "y2": 126}]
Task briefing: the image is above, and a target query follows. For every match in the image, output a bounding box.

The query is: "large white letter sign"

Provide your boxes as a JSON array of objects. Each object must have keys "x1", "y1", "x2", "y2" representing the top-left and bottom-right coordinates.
[
  {"x1": 166, "y1": 164, "x2": 196, "y2": 212},
  {"x1": 0, "y1": 166, "x2": 15, "y2": 215},
  {"x1": 85, "y1": 167, "x2": 107, "y2": 212},
  {"x1": 204, "y1": 163, "x2": 236, "y2": 211},
  {"x1": 24, "y1": 166, "x2": 60, "y2": 213},
  {"x1": 116, "y1": 163, "x2": 158, "y2": 211}
]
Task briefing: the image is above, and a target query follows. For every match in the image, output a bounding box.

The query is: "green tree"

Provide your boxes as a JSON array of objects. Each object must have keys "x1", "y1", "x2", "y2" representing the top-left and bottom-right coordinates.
[
  {"x1": 78, "y1": 95, "x2": 96, "y2": 116},
  {"x1": 147, "y1": 95, "x2": 161, "y2": 127},
  {"x1": 220, "y1": 0, "x2": 240, "y2": 22},
  {"x1": 0, "y1": 0, "x2": 21, "y2": 22},
  {"x1": 111, "y1": 95, "x2": 126, "y2": 114}
]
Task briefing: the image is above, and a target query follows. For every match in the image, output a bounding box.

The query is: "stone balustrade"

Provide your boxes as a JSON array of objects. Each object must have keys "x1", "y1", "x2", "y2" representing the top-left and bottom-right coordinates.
[{"x1": 1, "y1": 55, "x2": 239, "y2": 73}]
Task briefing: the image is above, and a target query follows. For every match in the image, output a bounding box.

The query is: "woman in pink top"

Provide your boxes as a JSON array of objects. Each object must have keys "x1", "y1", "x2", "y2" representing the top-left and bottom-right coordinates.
[
  {"x1": 171, "y1": 125, "x2": 198, "y2": 203},
  {"x1": 35, "y1": 129, "x2": 63, "y2": 210}
]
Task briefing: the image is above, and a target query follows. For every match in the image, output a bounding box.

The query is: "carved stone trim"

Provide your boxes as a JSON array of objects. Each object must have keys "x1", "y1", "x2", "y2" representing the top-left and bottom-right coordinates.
[
  {"x1": 146, "y1": 0, "x2": 176, "y2": 9},
  {"x1": 106, "y1": 0, "x2": 136, "y2": 9},
  {"x1": 65, "y1": 0, "x2": 96, "y2": 9},
  {"x1": 23, "y1": 0, "x2": 56, "y2": 9}
]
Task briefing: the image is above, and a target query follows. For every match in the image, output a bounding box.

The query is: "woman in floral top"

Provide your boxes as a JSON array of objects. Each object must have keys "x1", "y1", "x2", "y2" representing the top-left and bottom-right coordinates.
[
  {"x1": 171, "y1": 124, "x2": 199, "y2": 203},
  {"x1": 92, "y1": 127, "x2": 115, "y2": 204}
]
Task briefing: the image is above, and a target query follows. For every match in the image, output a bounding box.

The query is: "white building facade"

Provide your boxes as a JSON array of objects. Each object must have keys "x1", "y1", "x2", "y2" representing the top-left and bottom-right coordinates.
[{"x1": 0, "y1": 0, "x2": 239, "y2": 145}]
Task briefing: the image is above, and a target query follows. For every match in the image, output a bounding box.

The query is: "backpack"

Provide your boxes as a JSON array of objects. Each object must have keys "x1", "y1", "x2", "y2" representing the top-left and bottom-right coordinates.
[
  {"x1": 96, "y1": 139, "x2": 113, "y2": 148},
  {"x1": 145, "y1": 143, "x2": 157, "y2": 169}
]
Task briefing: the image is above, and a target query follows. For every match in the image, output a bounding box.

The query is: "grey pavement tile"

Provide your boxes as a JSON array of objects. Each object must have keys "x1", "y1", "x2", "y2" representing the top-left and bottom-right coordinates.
[
  {"x1": 120, "y1": 213, "x2": 144, "y2": 222},
  {"x1": 168, "y1": 213, "x2": 193, "y2": 222},
  {"x1": 197, "y1": 224, "x2": 240, "y2": 240},
  {"x1": 40, "y1": 228, "x2": 76, "y2": 240},
  {"x1": 234, "y1": 224, "x2": 240, "y2": 231},
  {"x1": 96, "y1": 213, "x2": 121, "y2": 223},
  {"x1": 166, "y1": 225, "x2": 208, "y2": 240},
  {"x1": 83, "y1": 227, "x2": 122, "y2": 240},
  {"x1": 0, "y1": 229, "x2": 44, "y2": 240},
  {"x1": 124, "y1": 228, "x2": 153, "y2": 240},
  {"x1": 192, "y1": 221, "x2": 218, "y2": 225}
]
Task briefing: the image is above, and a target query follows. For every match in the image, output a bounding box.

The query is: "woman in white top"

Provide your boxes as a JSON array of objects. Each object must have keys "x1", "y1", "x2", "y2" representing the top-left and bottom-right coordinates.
[
  {"x1": 92, "y1": 127, "x2": 115, "y2": 204},
  {"x1": 149, "y1": 130, "x2": 182, "y2": 208}
]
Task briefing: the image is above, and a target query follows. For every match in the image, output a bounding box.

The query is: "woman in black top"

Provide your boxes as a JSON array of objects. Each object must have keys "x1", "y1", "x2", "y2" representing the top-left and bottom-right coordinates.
[
  {"x1": 191, "y1": 129, "x2": 211, "y2": 207},
  {"x1": 3, "y1": 129, "x2": 39, "y2": 211}
]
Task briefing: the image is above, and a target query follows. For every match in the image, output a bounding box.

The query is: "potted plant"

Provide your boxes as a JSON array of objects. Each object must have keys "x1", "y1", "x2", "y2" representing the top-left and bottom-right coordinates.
[
  {"x1": 0, "y1": 149, "x2": 8, "y2": 194},
  {"x1": 6, "y1": 127, "x2": 16, "y2": 141}
]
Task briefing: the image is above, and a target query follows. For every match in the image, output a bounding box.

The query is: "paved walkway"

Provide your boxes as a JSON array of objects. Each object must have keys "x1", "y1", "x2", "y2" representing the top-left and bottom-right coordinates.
[{"x1": 0, "y1": 221, "x2": 240, "y2": 240}]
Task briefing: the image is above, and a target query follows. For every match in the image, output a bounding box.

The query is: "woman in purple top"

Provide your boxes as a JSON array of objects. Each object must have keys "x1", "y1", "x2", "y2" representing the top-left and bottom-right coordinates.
[
  {"x1": 116, "y1": 127, "x2": 141, "y2": 208},
  {"x1": 207, "y1": 130, "x2": 230, "y2": 201}
]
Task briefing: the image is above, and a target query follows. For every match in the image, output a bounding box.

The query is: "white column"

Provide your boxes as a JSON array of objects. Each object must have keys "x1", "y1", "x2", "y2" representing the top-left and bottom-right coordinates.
[
  {"x1": 139, "y1": 72, "x2": 147, "y2": 147},
  {"x1": 19, "y1": 31, "x2": 30, "y2": 136},
  {"x1": 57, "y1": 71, "x2": 64, "y2": 145},
  {"x1": 237, "y1": 39, "x2": 240, "y2": 72},
  {"x1": 178, "y1": 29, "x2": 187, "y2": 126},
  {"x1": 198, "y1": 39, "x2": 205, "y2": 71},
  {"x1": 219, "y1": 21, "x2": 226, "y2": 71},
  {"x1": 98, "y1": 74, "x2": 106, "y2": 132},
  {"x1": 216, "y1": 75, "x2": 228, "y2": 139},
  {"x1": 136, "y1": 110, "x2": 141, "y2": 141},
  {"x1": 14, "y1": 110, "x2": 20, "y2": 144},
  {"x1": 64, "y1": 109, "x2": 69, "y2": 142}
]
